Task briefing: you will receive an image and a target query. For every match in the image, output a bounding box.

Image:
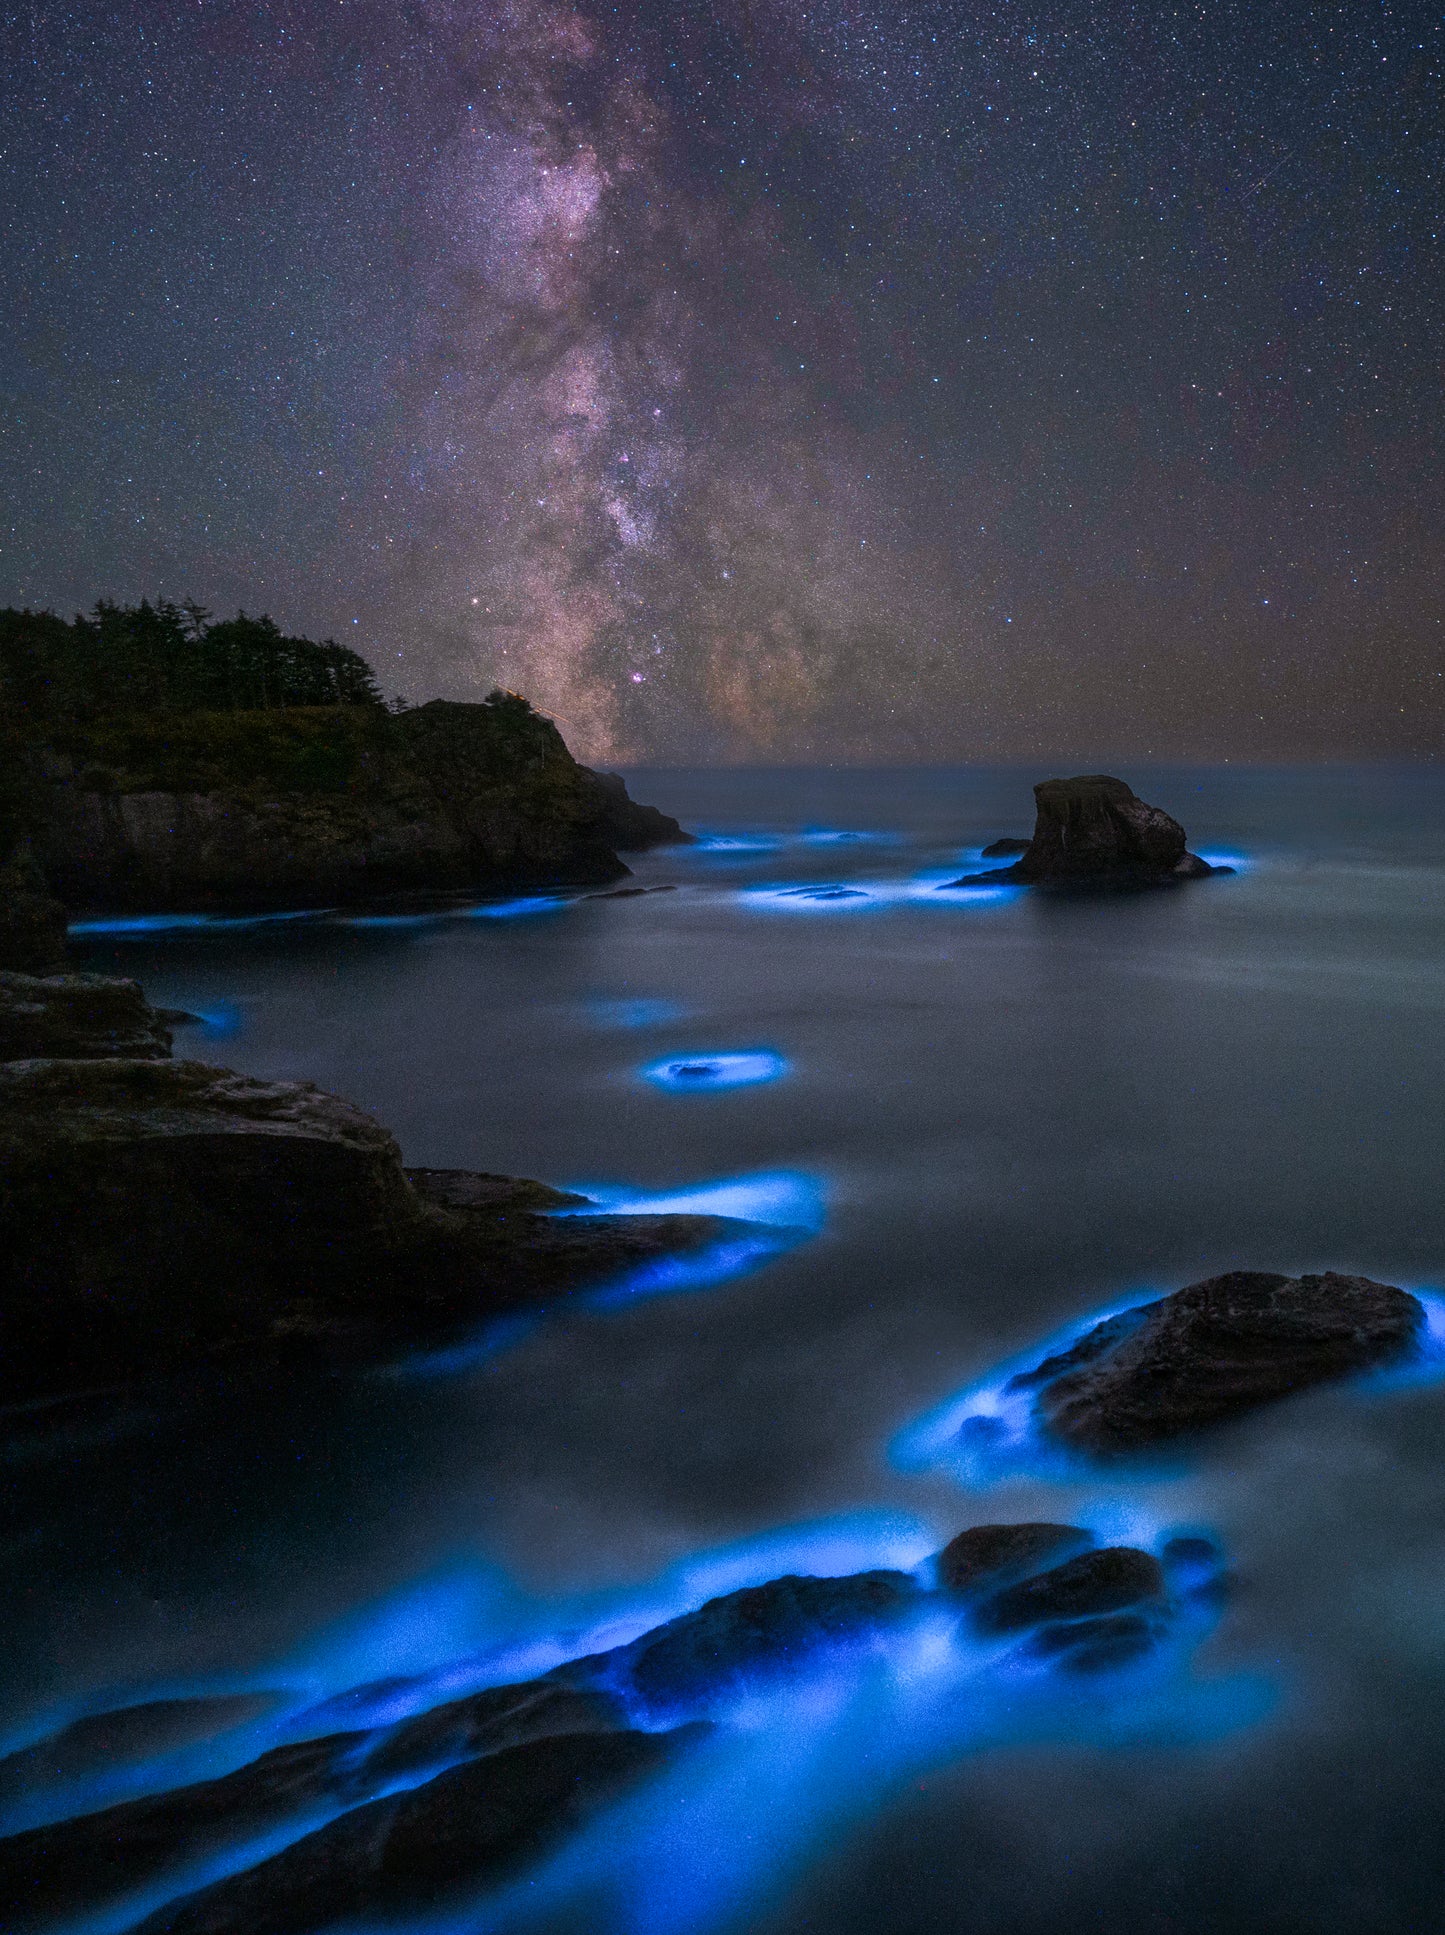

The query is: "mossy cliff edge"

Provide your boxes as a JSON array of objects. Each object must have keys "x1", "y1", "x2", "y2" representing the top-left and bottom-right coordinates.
[{"x1": 0, "y1": 603, "x2": 689, "y2": 914}]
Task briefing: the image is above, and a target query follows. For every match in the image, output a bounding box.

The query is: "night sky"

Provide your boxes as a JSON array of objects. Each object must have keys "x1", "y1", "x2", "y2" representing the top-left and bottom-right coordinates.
[{"x1": 3, "y1": 1, "x2": 1441, "y2": 763}]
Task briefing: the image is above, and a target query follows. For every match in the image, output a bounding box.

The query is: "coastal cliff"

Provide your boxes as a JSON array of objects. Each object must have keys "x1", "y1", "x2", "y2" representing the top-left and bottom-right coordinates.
[
  {"x1": 31, "y1": 695, "x2": 687, "y2": 912},
  {"x1": 0, "y1": 603, "x2": 689, "y2": 914}
]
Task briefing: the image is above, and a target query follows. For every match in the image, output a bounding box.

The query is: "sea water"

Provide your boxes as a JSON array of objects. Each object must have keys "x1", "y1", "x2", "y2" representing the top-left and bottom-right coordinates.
[{"x1": 10, "y1": 764, "x2": 1445, "y2": 1933}]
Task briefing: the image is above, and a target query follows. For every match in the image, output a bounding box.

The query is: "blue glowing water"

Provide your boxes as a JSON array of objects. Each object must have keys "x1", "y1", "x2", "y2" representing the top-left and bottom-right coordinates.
[
  {"x1": 640, "y1": 1050, "x2": 790, "y2": 1091},
  {"x1": 23, "y1": 765, "x2": 1445, "y2": 1934}
]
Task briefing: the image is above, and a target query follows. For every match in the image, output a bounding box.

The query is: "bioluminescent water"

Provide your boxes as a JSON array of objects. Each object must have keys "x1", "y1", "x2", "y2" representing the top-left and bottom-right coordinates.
[
  {"x1": 640, "y1": 1051, "x2": 790, "y2": 1091},
  {"x1": 19, "y1": 766, "x2": 1445, "y2": 1934}
]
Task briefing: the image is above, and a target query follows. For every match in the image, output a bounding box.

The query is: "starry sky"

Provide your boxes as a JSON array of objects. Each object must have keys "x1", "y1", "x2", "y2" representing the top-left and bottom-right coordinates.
[{"x1": 2, "y1": 1, "x2": 1441, "y2": 763}]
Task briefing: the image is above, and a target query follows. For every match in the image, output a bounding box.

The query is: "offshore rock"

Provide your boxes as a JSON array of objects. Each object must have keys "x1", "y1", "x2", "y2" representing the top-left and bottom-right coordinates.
[
  {"x1": 935, "y1": 1522, "x2": 1093, "y2": 1594},
  {"x1": 32, "y1": 696, "x2": 688, "y2": 914},
  {"x1": 948, "y1": 774, "x2": 1224, "y2": 888},
  {"x1": 0, "y1": 971, "x2": 174, "y2": 1061},
  {"x1": 0, "y1": 1059, "x2": 734, "y2": 1403},
  {"x1": 130, "y1": 1728, "x2": 704, "y2": 1935},
  {"x1": 1016, "y1": 1270, "x2": 1425, "y2": 1452}
]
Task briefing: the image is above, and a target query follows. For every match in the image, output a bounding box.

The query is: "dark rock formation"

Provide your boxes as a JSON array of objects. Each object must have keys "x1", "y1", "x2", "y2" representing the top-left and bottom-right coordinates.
[
  {"x1": 947, "y1": 774, "x2": 1226, "y2": 888},
  {"x1": 935, "y1": 1522, "x2": 1093, "y2": 1594},
  {"x1": 31, "y1": 696, "x2": 688, "y2": 915},
  {"x1": 0, "y1": 1059, "x2": 741, "y2": 1403},
  {"x1": 0, "y1": 1532, "x2": 1207, "y2": 1930},
  {"x1": 0, "y1": 971, "x2": 174, "y2": 1060},
  {"x1": 980, "y1": 836, "x2": 1030, "y2": 858},
  {"x1": 0, "y1": 843, "x2": 68, "y2": 973},
  {"x1": 129, "y1": 1728, "x2": 704, "y2": 1935},
  {"x1": 973, "y1": 1547, "x2": 1165, "y2": 1635},
  {"x1": 1012, "y1": 1271, "x2": 1425, "y2": 1453},
  {"x1": 0, "y1": 1731, "x2": 366, "y2": 1930},
  {"x1": 0, "y1": 1697, "x2": 280, "y2": 1806},
  {"x1": 569, "y1": 1570, "x2": 921, "y2": 1713}
]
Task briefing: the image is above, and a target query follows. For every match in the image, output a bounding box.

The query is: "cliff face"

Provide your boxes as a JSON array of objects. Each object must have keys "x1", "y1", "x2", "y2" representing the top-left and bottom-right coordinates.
[{"x1": 29, "y1": 695, "x2": 688, "y2": 913}]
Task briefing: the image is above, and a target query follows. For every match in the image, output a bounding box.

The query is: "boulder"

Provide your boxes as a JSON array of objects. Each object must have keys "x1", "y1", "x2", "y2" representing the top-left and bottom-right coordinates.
[
  {"x1": 0, "y1": 1060, "x2": 738, "y2": 1402},
  {"x1": 947, "y1": 775, "x2": 1225, "y2": 888},
  {"x1": 129, "y1": 1728, "x2": 703, "y2": 1935},
  {"x1": 0, "y1": 972, "x2": 174, "y2": 1061},
  {"x1": 934, "y1": 1522, "x2": 1093, "y2": 1594},
  {"x1": 973, "y1": 1547, "x2": 1165, "y2": 1635},
  {"x1": 1014, "y1": 1271, "x2": 1425, "y2": 1452}
]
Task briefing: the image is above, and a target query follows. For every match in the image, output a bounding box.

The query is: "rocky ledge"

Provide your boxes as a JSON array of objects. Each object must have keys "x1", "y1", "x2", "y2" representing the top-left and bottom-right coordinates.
[
  {"x1": 951, "y1": 774, "x2": 1228, "y2": 889},
  {"x1": 28, "y1": 693, "x2": 690, "y2": 915},
  {"x1": 0, "y1": 1523, "x2": 1221, "y2": 1934},
  {"x1": 0, "y1": 1051, "x2": 743, "y2": 1405},
  {"x1": 1005, "y1": 1269, "x2": 1426, "y2": 1453}
]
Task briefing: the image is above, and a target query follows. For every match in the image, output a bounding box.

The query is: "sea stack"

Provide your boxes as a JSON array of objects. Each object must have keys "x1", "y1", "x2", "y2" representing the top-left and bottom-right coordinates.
[{"x1": 953, "y1": 774, "x2": 1228, "y2": 889}]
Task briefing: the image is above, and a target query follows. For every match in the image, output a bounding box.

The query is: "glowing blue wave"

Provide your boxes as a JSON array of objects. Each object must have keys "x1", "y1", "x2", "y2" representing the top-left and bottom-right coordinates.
[
  {"x1": 554, "y1": 1170, "x2": 826, "y2": 1232},
  {"x1": 68, "y1": 909, "x2": 327, "y2": 936},
  {"x1": 738, "y1": 871, "x2": 1025, "y2": 914},
  {"x1": 585, "y1": 997, "x2": 688, "y2": 1030},
  {"x1": 640, "y1": 1051, "x2": 789, "y2": 1092}
]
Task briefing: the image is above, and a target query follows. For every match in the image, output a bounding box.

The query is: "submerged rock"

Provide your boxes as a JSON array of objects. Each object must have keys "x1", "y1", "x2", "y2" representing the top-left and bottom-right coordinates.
[
  {"x1": 935, "y1": 1523, "x2": 1093, "y2": 1594},
  {"x1": 130, "y1": 1728, "x2": 704, "y2": 1935},
  {"x1": 1015, "y1": 1270, "x2": 1425, "y2": 1452},
  {"x1": 947, "y1": 775, "x2": 1226, "y2": 888},
  {"x1": 0, "y1": 1059, "x2": 739, "y2": 1402},
  {"x1": 0, "y1": 971, "x2": 174, "y2": 1061}
]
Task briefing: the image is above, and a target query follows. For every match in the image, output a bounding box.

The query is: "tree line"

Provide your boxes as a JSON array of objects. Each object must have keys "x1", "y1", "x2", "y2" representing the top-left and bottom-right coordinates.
[{"x1": 0, "y1": 599, "x2": 386, "y2": 719}]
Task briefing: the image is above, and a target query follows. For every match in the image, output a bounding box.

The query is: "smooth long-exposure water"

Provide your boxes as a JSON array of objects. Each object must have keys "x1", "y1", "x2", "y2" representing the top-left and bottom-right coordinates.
[{"x1": 11, "y1": 765, "x2": 1445, "y2": 1933}]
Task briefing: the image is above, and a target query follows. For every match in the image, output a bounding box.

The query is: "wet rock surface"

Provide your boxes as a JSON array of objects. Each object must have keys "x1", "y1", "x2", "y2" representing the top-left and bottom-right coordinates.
[
  {"x1": 0, "y1": 971, "x2": 175, "y2": 1060},
  {"x1": 0, "y1": 844, "x2": 68, "y2": 974},
  {"x1": 0, "y1": 1532, "x2": 1211, "y2": 1931},
  {"x1": 0, "y1": 1697, "x2": 281, "y2": 1805},
  {"x1": 949, "y1": 774, "x2": 1225, "y2": 888},
  {"x1": 0, "y1": 1057, "x2": 738, "y2": 1403},
  {"x1": 974, "y1": 1548, "x2": 1166, "y2": 1635},
  {"x1": 935, "y1": 1522, "x2": 1094, "y2": 1594},
  {"x1": 130, "y1": 1727, "x2": 705, "y2": 1935},
  {"x1": 577, "y1": 1570, "x2": 923, "y2": 1713},
  {"x1": 1016, "y1": 1270, "x2": 1426, "y2": 1452}
]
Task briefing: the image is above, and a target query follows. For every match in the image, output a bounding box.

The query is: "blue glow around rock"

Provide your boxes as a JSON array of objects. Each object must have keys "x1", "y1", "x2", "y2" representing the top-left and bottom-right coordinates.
[
  {"x1": 641, "y1": 1050, "x2": 788, "y2": 1091},
  {"x1": 557, "y1": 1169, "x2": 826, "y2": 1232},
  {"x1": 68, "y1": 909, "x2": 327, "y2": 936}
]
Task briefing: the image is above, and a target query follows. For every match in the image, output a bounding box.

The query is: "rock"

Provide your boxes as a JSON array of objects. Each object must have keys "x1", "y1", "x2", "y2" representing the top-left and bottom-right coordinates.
[
  {"x1": 356, "y1": 1680, "x2": 625, "y2": 1788},
  {"x1": 0, "y1": 843, "x2": 68, "y2": 973},
  {"x1": 569, "y1": 1571, "x2": 921, "y2": 1713},
  {"x1": 0, "y1": 1060, "x2": 740, "y2": 1402},
  {"x1": 0, "y1": 1696, "x2": 281, "y2": 1805},
  {"x1": 0, "y1": 1731, "x2": 367, "y2": 1930},
  {"x1": 31, "y1": 696, "x2": 689, "y2": 914},
  {"x1": 1019, "y1": 1271, "x2": 1425, "y2": 1452},
  {"x1": 946, "y1": 775, "x2": 1224, "y2": 888},
  {"x1": 973, "y1": 1548, "x2": 1165, "y2": 1635},
  {"x1": 1024, "y1": 1609, "x2": 1167, "y2": 1672},
  {"x1": 129, "y1": 1728, "x2": 703, "y2": 1935},
  {"x1": 579, "y1": 770, "x2": 693, "y2": 851},
  {"x1": 0, "y1": 972, "x2": 174, "y2": 1060},
  {"x1": 934, "y1": 1523, "x2": 1093, "y2": 1594},
  {"x1": 980, "y1": 837, "x2": 1030, "y2": 858}
]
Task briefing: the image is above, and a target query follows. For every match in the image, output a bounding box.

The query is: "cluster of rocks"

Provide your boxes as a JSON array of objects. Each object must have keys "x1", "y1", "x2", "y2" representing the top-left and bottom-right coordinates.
[
  {"x1": 0, "y1": 1521, "x2": 1216, "y2": 1935},
  {"x1": 953, "y1": 774, "x2": 1229, "y2": 889}
]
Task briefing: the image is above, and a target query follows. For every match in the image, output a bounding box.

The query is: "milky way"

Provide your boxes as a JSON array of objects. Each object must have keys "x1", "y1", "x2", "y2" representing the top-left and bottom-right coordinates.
[{"x1": 3, "y1": 2, "x2": 1441, "y2": 759}]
